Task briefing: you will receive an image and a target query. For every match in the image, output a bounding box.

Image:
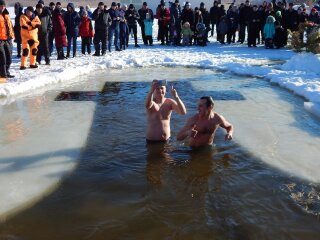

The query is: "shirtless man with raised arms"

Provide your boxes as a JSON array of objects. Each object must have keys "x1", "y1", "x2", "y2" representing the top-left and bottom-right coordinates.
[
  {"x1": 177, "y1": 96, "x2": 233, "y2": 147},
  {"x1": 145, "y1": 80, "x2": 187, "y2": 142}
]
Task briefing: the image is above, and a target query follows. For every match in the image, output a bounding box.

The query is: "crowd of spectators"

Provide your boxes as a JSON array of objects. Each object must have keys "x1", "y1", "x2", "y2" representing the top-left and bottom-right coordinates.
[{"x1": 1, "y1": 0, "x2": 320, "y2": 78}]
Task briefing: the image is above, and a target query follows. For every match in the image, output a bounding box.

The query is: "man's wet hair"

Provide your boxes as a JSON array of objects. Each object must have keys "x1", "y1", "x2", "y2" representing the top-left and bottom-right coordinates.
[{"x1": 200, "y1": 96, "x2": 214, "y2": 108}]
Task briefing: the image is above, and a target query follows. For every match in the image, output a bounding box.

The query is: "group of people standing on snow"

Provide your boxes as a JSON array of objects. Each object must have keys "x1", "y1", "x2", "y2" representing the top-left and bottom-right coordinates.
[
  {"x1": 213, "y1": 0, "x2": 320, "y2": 48},
  {"x1": 1, "y1": 0, "x2": 320, "y2": 79}
]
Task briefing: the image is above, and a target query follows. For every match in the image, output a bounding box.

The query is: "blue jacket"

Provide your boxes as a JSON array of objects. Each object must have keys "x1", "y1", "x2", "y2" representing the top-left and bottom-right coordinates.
[
  {"x1": 264, "y1": 16, "x2": 275, "y2": 39},
  {"x1": 64, "y1": 3, "x2": 81, "y2": 36},
  {"x1": 109, "y1": 8, "x2": 121, "y2": 29}
]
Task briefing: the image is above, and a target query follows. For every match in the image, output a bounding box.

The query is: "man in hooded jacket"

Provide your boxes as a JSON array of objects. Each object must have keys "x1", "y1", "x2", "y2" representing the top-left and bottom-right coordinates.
[
  {"x1": 35, "y1": 3, "x2": 52, "y2": 65},
  {"x1": 64, "y1": 2, "x2": 81, "y2": 58}
]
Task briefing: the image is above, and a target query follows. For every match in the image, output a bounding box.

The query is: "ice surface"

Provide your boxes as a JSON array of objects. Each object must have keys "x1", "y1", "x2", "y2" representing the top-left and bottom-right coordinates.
[{"x1": 0, "y1": 100, "x2": 95, "y2": 220}]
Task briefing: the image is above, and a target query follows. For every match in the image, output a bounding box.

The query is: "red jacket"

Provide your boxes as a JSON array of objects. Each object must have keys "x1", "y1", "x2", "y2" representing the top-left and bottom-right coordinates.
[
  {"x1": 52, "y1": 8, "x2": 67, "y2": 47},
  {"x1": 156, "y1": 7, "x2": 170, "y2": 27},
  {"x1": 79, "y1": 16, "x2": 94, "y2": 37}
]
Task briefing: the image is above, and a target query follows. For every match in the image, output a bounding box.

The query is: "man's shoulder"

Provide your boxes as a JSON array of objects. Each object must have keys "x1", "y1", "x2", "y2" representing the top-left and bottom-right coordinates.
[{"x1": 212, "y1": 112, "x2": 224, "y2": 122}]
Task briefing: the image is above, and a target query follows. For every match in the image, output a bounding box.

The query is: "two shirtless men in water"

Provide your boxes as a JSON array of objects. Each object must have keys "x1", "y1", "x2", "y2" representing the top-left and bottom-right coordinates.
[{"x1": 145, "y1": 80, "x2": 233, "y2": 147}]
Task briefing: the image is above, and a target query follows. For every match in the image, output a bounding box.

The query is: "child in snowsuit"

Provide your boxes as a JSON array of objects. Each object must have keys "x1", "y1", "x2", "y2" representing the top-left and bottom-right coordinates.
[
  {"x1": 144, "y1": 9, "x2": 154, "y2": 45},
  {"x1": 20, "y1": 6, "x2": 41, "y2": 70},
  {"x1": 195, "y1": 22, "x2": 206, "y2": 46},
  {"x1": 79, "y1": 10, "x2": 94, "y2": 55},
  {"x1": 263, "y1": 15, "x2": 275, "y2": 49},
  {"x1": 181, "y1": 21, "x2": 193, "y2": 45}
]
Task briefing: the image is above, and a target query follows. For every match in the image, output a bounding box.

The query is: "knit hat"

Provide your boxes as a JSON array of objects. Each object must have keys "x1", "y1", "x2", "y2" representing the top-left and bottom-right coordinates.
[
  {"x1": 175, "y1": 0, "x2": 179, "y2": 3},
  {"x1": 38, "y1": 0, "x2": 44, "y2": 5},
  {"x1": 111, "y1": 2, "x2": 116, "y2": 6},
  {"x1": 275, "y1": 10, "x2": 281, "y2": 17},
  {"x1": 26, "y1": 6, "x2": 34, "y2": 12},
  {"x1": 129, "y1": 3, "x2": 134, "y2": 8},
  {"x1": 143, "y1": 2, "x2": 148, "y2": 6},
  {"x1": 0, "y1": 0, "x2": 5, "y2": 6},
  {"x1": 311, "y1": 7, "x2": 317, "y2": 12},
  {"x1": 36, "y1": 3, "x2": 43, "y2": 8}
]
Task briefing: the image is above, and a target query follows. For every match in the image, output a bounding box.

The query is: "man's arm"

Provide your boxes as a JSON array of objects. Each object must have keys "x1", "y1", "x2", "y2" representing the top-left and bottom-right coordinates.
[
  {"x1": 219, "y1": 114, "x2": 234, "y2": 140},
  {"x1": 170, "y1": 85, "x2": 187, "y2": 115},
  {"x1": 177, "y1": 116, "x2": 197, "y2": 141},
  {"x1": 145, "y1": 80, "x2": 157, "y2": 109}
]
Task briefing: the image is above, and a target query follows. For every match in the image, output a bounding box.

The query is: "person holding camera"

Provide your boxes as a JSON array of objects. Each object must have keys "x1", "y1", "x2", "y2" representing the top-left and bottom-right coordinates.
[
  {"x1": 145, "y1": 80, "x2": 187, "y2": 142},
  {"x1": 125, "y1": 4, "x2": 140, "y2": 47},
  {"x1": 92, "y1": 2, "x2": 111, "y2": 56}
]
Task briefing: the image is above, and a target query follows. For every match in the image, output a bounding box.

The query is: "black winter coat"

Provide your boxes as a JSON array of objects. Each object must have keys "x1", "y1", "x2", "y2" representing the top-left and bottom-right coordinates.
[
  {"x1": 14, "y1": 3, "x2": 23, "y2": 42},
  {"x1": 125, "y1": 9, "x2": 140, "y2": 25},
  {"x1": 200, "y1": 7, "x2": 210, "y2": 26},
  {"x1": 227, "y1": 11, "x2": 239, "y2": 31},
  {"x1": 170, "y1": 4, "x2": 182, "y2": 25},
  {"x1": 239, "y1": 5, "x2": 252, "y2": 25},
  {"x1": 64, "y1": 3, "x2": 81, "y2": 36},
  {"x1": 36, "y1": 9, "x2": 53, "y2": 37},
  {"x1": 92, "y1": 8, "x2": 111, "y2": 31},
  {"x1": 283, "y1": 9, "x2": 298, "y2": 31},
  {"x1": 210, "y1": 5, "x2": 220, "y2": 24},
  {"x1": 248, "y1": 10, "x2": 261, "y2": 31},
  {"x1": 181, "y1": 8, "x2": 194, "y2": 27}
]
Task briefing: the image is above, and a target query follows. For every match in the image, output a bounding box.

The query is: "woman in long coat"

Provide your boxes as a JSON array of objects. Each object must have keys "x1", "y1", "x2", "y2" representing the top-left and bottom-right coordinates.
[{"x1": 52, "y1": 2, "x2": 67, "y2": 60}]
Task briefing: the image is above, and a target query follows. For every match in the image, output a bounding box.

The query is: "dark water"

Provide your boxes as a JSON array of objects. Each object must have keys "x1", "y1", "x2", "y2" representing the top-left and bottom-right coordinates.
[{"x1": 1, "y1": 68, "x2": 320, "y2": 240}]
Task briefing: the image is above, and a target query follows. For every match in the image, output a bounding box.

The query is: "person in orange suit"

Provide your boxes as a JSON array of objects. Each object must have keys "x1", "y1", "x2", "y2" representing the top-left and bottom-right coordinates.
[
  {"x1": 0, "y1": 0, "x2": 15, "y2": 79},
  {"x1": 20, "y1": 6, "x2": 41, "y2": 70}
]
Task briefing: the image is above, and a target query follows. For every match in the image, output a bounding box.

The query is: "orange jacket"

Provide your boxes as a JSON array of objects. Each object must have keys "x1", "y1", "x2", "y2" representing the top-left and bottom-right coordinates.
[
  {"x1": 0, "y1": 9, "x2": 15, "y2": 40},
  {"x1": 20, "y1": 14, "x2": 41, "y2": 41}
]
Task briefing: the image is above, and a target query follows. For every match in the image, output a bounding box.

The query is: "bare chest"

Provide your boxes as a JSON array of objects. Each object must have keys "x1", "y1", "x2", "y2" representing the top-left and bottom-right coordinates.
[
  {"x1": 149, "y1": 103, "x2": 172, "y2": 120},
  {"x1": 194, "y1": 118, "x2": 219, "y2": 134}
]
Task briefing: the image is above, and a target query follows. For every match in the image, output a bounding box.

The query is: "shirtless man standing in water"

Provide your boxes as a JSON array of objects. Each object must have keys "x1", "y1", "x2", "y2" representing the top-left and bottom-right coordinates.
[
  {"x1": 145, "y1": 80, "x2": 187, "y2": 142},
  {"x1": 177, "y1": 96, "x2": 233, "y2": 147}
]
